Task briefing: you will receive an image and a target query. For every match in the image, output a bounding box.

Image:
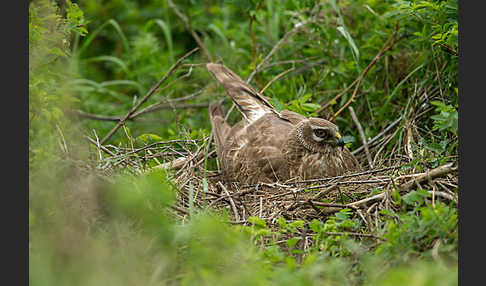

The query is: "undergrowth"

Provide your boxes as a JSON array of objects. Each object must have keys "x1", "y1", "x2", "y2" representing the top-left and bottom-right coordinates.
[{"x1": 29, "y1": 0, "x2": 458, "y2": 285}]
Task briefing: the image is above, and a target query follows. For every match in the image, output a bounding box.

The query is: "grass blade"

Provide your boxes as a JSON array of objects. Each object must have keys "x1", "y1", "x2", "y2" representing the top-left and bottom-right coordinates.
[
  {"x1": 154, "y1": 19, "x2": 174, "y2": 63},
  {"x1": 85, "y1": 55, "x2": 129, "y2": 73},
  {"x1": 78, "y1": 19, "x2": 130, "y2": 56}
]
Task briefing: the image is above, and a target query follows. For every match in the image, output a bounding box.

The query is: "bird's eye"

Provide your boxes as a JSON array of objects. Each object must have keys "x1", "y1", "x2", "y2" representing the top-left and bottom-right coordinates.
[{"x1": 314, "y1": 129, "x2": 327, "y2": 138}]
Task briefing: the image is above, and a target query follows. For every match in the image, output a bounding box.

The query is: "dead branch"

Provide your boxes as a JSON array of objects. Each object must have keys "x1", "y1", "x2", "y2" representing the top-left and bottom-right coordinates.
[
  {"x1": 316, "y1": 26, "x2": 404, "y2": 117},
  {"x1": 330, "y1": 30, "x2": 405, "y2": 120},
  {"x1": 259, "y1": 67, "x2": 295, "y2": 94},
  {"x1": 352, "y1": 116, "x2": 402, "y2": 155},
  {"x1": 348, "y1": 163, "x2": 456, "y2": 207},
  {"x1": 247, "y1": 20, "x2": 311, "y2": 83},
  {"x1": 218, "y1": 181, "x2": 240, "y2": 221},
  {"x1": 348, "y1": 106, "x2": 373, "y2": 168}
]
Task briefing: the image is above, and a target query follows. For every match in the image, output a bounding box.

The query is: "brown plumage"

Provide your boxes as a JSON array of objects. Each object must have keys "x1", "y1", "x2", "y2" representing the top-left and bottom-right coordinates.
[{"x1": 207, "y1": 63, "x2": 362, "y2": 184}]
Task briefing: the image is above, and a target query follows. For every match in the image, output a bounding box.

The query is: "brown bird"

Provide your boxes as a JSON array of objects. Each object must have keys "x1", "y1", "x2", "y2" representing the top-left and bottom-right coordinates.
[{"x1": 207, "y1": 63, "x2": 361, "y2": 184}]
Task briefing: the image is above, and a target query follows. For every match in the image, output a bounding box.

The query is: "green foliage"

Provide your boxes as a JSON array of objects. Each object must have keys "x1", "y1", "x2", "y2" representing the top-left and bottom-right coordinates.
[
  {"x1": 65, "y1": 0, "x2": 89, "y2": 37},
  {"x1": 377, "y1": 196, "x2": 458, "y2": 264},
  {"x1": 29, "y1": 0, "x2": 89, "y2": 170},
  {"x1": 392, "y1": 0, "x2": 458, "y2": 51},
  {"x1": 29, "y1": 0, "x2": 458, "y2": 285},
  {"x1": 430, "y1": 100, "x2": 458, "y2": 135}
]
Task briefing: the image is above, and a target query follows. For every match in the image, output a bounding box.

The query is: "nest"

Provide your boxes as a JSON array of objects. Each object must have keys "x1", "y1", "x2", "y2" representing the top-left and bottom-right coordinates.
[
  {"x1": 88, "y1": 126, "x2": 457, "y2": 243},
  {"x1": 149, "y1": 136, "x2": 459, "y2": 233}
]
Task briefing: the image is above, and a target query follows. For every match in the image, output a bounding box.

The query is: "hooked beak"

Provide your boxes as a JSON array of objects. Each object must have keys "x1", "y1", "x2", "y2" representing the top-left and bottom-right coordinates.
[{"x1": 335, "y1": 132, "x2": 345, "y2": 149}]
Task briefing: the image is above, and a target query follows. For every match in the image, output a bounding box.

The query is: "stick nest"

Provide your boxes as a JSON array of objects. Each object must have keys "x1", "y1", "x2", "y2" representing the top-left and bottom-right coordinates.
[{"x1": 153, "y1": 137, "x2": 459, "y2": 230}]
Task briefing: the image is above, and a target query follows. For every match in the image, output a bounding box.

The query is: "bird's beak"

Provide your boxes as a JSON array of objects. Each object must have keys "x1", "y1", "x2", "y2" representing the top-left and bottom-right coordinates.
[{"x1": 335, "y1": 132, "x2": 345, "y2": 149}]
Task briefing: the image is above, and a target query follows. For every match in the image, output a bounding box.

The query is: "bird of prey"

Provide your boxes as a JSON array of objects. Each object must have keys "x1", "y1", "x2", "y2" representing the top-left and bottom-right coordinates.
[{"x1": 207, "y1": 63, "x2": 362, "y2": 184}]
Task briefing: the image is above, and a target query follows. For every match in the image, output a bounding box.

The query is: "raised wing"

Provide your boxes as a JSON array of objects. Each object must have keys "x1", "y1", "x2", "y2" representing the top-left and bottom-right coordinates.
[{"x1": 207, "y1": 63, "x2": 276, "y2": 123}]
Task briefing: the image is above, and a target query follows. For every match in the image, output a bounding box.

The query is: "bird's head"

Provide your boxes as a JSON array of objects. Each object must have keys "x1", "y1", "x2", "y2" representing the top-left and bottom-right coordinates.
[{"x1": 296, "y1": 118, "x2": 345, "y2": 153}]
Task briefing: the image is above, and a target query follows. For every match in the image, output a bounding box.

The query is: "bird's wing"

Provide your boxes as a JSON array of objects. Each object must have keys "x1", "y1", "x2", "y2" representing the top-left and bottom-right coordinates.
[
  {"x1": 208, "y1": 102, "x2": 231, "y2": 164},
  {"x1": 207, "y1": 63, "x2": 276, "y2": 123},
  {"x1": 223, "y1": 113, "x2": 293, "y2": 183},
  {"x1": 278, "y1": 110, "x2": 306, "y2": 125}
]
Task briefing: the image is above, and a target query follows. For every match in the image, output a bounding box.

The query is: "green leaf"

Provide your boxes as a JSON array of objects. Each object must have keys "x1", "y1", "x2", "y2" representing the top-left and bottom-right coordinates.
[
  {"x1": 337, "y1": 26, "x2": 360, "y2": 62},
  {"x1": 137, "y1": 133, "x2": 163, "y2": 143},
  {"x1": 153, "y1": 19, "x2": 174, "y2": 63},
  {"x1": 289, "y1": 220, "x2": 305, "y2": 229},
  {"x1": 248, "y1": 216, "x2": 267, "y2": 229},
  {"x1": 301, "y1": 103, "x2": 321, "y2": 112},
  {"x1": 309, "y1": 219, "x2": 322, "y2": 233},
  {"x1": 286, "y1": 237, "x2": 301, "y2": 248},
  {"x1": 85, "y1": 56, "x2": 129, "y2": 73}
]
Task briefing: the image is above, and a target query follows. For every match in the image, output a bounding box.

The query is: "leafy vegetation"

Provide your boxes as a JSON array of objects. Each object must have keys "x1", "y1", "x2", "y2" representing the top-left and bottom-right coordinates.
[{"x1": 29, "y1": 0, "x2": 458, "y2": 285}]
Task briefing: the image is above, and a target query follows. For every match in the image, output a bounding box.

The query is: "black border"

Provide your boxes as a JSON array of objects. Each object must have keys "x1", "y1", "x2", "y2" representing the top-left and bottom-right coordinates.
[
  {"x1": 458, "y1": 1, "x2": 481, "y2": 285},
  {"x1": 6, "y1": 0, "x2": 28, "y2": 285}
]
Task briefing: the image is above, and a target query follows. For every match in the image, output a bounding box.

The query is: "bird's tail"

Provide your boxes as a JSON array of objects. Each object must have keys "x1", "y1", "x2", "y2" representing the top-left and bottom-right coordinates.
[
  {"x1": 206, "y1": 63, "x2": 275, "y2": 123},
  {"x1": 208, "y1": 101, "x2": 231, "y2": 164}
]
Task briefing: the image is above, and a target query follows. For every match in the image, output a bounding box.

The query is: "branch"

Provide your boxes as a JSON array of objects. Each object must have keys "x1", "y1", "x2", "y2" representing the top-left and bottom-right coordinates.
[
  {"x1": 259, "y1": 67, "x2": 295, "y2": 94},
  {"x1": 352, "y1": 116, "x2": 402, "y2": 155},
  {"x1": 348, "y1": 106, "x2": 373, "y2": 168},
  {"x1": 434, "y1": 42, "x2": 458, "y2": 56},
  {"x1": 316, "y1": 27, "x2": 404, "y2": 117},
  {"x1": 348, "y1": 163, "x2": 456, "y2": 207},
  {"x1": 330, "y1": 30, "x2": 404, "y2": 120},
  {"x1": 218, "y1": 181, "x2": 240, "y2": 221},
  {"x1": 71, "y1": 110, "x2": 126, "y2": 122},
  {"x1": 246, "y1": 20, "x2": 310, "y2": 83}
]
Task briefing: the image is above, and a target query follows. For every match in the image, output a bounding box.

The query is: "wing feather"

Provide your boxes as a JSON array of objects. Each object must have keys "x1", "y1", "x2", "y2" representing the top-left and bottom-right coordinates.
[{"x1": 207, "y1": 63, "x2": 275, "y2": 123}]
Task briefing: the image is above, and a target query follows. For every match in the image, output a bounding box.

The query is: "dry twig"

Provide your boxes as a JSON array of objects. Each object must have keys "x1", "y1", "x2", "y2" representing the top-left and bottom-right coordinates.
[{"x1": 348, "y1": 106, "x2": 373, "y2": 168}]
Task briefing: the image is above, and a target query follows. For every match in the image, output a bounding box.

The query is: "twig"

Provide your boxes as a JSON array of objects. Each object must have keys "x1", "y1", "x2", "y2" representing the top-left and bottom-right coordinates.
[
  {"x1": 85, "y1": 135, "x2": 116, "y2": 156},
  {"x1": 259, "y1": 67, "x2": 295, "y2": 94},
  {"x1": 131, "y1": 90, "x2": 209, "y2": 118},
  {"x1": 348, "y1": 106, "x2": 373, "y2": 168},
  {"x1": 305, "y1": 179, "x2": 389, "y2": 191},
  {"x1": 316, "y1": 77, "x2": 359, "y2": 114},
  {"x1": 238, "y1": 166, "x2": 399, "y2": 188},
  {"x1": 56, "y1": 124, "x2": 68, "y2": 153},
  {"x1": 167, "y1": 0, "x2": 212, "y2": 61},
  {"x1": 352, "y1": 116, "x2": 402, "y2": 155},
  {"x1": 260, "y1": 56, "x2": 321, "y2": 70},
  {"x1": 427, "y1": 191, "x2": 457, "y2": 204},
  {"x1": 93, "y1": 129, "x2": 102, "y2": 160},
  {"x1": 85, "y1": 135, "x2": 140, "y2": 170},
  {"x1": 247, "y1": 20, "x2": 310, "y2": 83},
  {"x1": 397, "y1": 163, "x2": 456, "y2": 193},
  {"x1": 289, "y1": 58, "x2": 328, "y2": 77},
  {"x1": 434, "y1": 42, "x2": 458, "y2": 56},
  {"x1": 99, "y1": 47, "x2": 199, "y2": 144},
  {"x1": 323, "y1": 231, "x2": 386, "y2": 241},
  {"x1": 317, "y1": 27, "x2": 403, "y2": 116},
  {"x1": 170, "y1": 205, "x2": 189, "y2": 216},
  {"x1": 348, "y1": 163, "x2": 456, "y2": 207},
  {"x1": 311, "y1": 184, "x2": 339, "y2": 200},
  {"x1": 307, "y1": 201, "x2": 358, "y2": 211},
  {"x1": 71, "y1": 110, "x2": 129, "y2": 122},
  {"x1": 330, "y1": 29, "x2": 404, "y2": 120},
  {"x1": 117, "y1": 138, "x2": 203, "y2": 158},
  {"x1": 218, "y1": 182, "x2": 240, "y2": 221},
  {"x1": 135, "y1": 103, "x2": 211, "y2": 115}
]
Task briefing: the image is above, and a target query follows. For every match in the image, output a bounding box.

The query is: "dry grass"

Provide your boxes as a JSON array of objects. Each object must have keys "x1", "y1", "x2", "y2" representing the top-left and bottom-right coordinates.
[{"x1": 86, "y1": 124, "x2": 457, "y2": 243}]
